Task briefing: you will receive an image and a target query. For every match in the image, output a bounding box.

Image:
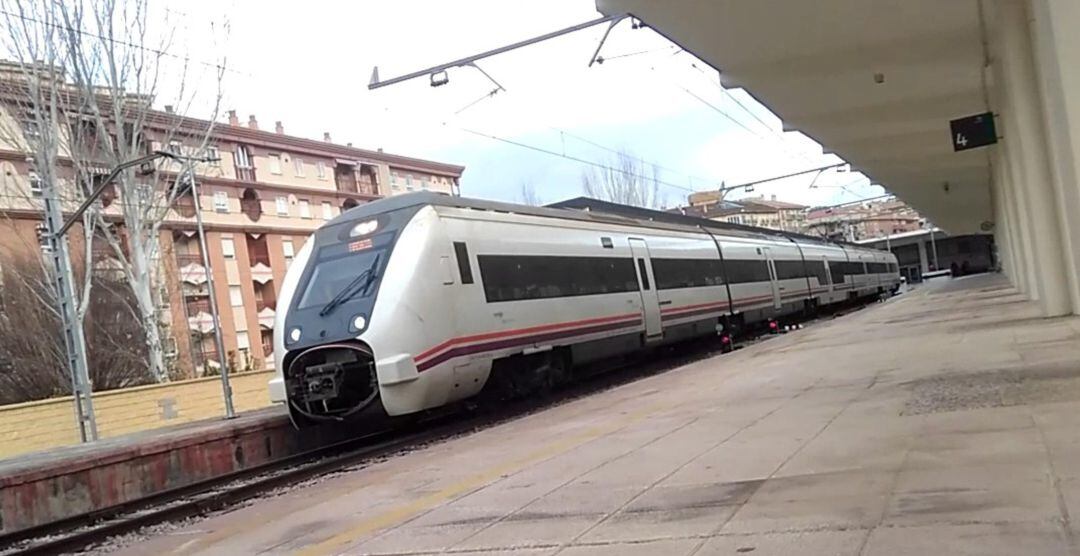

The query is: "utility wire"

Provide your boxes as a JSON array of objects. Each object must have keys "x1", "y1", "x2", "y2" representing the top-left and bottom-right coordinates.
[
  {"x1": 457, "y1": 126, "x2": 695, "y2": 193},
  {"x1": 0, "y1": 7, "x2": 251, "y2": 79},
  {"x1": 549, "y1": 126, "x2": 716, "y2": 187}
]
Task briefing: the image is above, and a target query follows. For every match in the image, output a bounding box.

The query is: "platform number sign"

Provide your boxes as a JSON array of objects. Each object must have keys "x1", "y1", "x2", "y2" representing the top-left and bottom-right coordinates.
[{"x1": 950, "y1": 112, "x2": 997, "y2": 152}]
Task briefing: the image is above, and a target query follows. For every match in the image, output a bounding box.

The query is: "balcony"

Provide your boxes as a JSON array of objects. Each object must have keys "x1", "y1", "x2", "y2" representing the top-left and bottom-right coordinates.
[
  {"x1": 173, "y1": 195, "x2": 196, "y2": 218},
  {"x1": 240, "y1": 199, "x2": 262, "y2": 221},
  {"x1": 335, "y1": 162, "x2": 359, "y2": 193},
  {"x1": 186, "y1": 300, "x2": 216, "y2": 334},
  {"x1": 240, "y1": 188, "x2": 262, "y2": 221},
  {"x1": 186, "y1": 299, "x2": 211, "y2": 315},
  {"x1": 176, "y1": 253, "x2": 208, "y2": 284},
  {"x1": 235, "y1": 165, "x2": 256, "y2": 182},
  {"x1": 194, "y1": 347, "x2": 221, "y2": 372},
  {"x1": 257, "y1": 305, "x2": 276, "y2": 329},
  {"x1": 176, "y1": 253, "x2": 204, "y2": 266}
]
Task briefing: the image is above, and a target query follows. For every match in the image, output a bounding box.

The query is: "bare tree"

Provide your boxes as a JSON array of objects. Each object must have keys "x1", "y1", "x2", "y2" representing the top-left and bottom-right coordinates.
[
  {"x1": 581, "y1": 149, "x2": 666, "y2": 209},
  {"x1": 519, "y1": 180, "x2": 542, "y2": 206},
  {"x1": 0, "y1": 253, "x2": 152, "y2": 404},
  {"x1": 1, "y1": 0, "x2": 228, "y2": 381}
]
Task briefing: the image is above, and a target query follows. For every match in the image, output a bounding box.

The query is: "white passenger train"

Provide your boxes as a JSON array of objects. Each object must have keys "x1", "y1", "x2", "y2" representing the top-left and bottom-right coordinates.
[{"x1": 271, "y1": 193, "x2": 900, "y2": 426}]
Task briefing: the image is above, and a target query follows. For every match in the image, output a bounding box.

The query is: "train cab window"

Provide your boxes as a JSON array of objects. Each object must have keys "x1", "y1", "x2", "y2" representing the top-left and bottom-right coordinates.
[
  {"x1": 636, "y1": 259, "x2": 651, "y2": 290},
  {"x1": 453, "y1": 242, "x2": 474, "y2": 284}
]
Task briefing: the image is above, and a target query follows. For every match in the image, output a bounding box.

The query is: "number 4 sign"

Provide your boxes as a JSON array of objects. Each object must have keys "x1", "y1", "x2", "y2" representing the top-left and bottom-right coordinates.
[{"x1": 950, "y1": 112, "x2": 997, "y2": 152}]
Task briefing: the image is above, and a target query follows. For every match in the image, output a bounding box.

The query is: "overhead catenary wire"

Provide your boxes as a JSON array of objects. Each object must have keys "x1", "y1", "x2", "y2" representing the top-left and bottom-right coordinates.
[
  {"x1": 456, "y1": 126, "x2": 695, "y2": 194},
  {"x1": 548, "y1": 126, "x2": 716, "y2": 187}
]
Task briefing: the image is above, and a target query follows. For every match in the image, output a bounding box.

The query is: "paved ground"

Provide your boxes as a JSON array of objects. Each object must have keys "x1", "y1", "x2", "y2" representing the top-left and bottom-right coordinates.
[{"x1": 120, "y1": 274, "x2": 1080, "y2": 555}]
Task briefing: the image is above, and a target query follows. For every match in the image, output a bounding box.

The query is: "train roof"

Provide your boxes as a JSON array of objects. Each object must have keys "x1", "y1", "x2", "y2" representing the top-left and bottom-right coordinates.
[{"x1": 332, "y1": 191, "x2": 881, "y2": 253}]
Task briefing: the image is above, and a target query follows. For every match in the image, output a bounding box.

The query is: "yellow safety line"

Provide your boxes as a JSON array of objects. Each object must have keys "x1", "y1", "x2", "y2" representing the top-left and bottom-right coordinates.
[{"x1": 296, "y1": 403, "x2": 667, "y2": 556}]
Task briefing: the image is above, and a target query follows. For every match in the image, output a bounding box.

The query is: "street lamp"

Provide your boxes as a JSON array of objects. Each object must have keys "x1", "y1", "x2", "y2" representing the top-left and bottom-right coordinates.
[{"x1": 54, "y1": 150, "x2": 235, "y2": 441}]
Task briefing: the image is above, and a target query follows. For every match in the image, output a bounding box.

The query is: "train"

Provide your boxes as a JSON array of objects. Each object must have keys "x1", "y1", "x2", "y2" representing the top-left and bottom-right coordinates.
[{"x1": 270, "y1": 192, "x2": 900, "y2": 427}]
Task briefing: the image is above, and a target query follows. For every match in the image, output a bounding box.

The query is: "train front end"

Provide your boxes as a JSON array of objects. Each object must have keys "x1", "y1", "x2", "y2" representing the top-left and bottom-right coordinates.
[{"x1": 270, "y1": 199, "x2": 422, "y2": 426}]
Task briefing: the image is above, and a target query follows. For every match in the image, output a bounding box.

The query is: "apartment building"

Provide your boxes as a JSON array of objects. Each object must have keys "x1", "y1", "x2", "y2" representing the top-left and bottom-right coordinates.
[
  {"x1": 673, "y1": 195, "x2": 808, "y2": 233},
  {"x1": 804, "y1": 196, "x2": 923, "y2": 241},
  {"x1": 0, "y1": 75, "x2": 464, "y2": 378},
  {"x1": 162, "y1": 113, "x2": 463, "y2": 375}
]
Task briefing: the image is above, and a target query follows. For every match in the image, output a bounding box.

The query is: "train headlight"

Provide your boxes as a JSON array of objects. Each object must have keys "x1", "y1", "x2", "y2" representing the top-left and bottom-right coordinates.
[
  {"x1": 288, "y1": 327, "x2": 302, "y2": 344},
  {"x1": 350, "y1": 314, "x2": 367, "y2": 332},
  {"x1": 350, "y1": 219, "x2": 378, "y2": 237}
]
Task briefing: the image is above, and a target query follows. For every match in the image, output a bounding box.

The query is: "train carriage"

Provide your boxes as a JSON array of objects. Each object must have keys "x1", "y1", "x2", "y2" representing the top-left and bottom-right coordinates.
[{"x1": 271, "y1": 193, "x2": 900, "y2": 427}]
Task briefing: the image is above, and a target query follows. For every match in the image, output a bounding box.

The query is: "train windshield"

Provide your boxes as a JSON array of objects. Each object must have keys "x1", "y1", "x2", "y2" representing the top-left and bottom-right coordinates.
[{"x1": 297, "y1": 248, "x2": 386, "y2": 311}]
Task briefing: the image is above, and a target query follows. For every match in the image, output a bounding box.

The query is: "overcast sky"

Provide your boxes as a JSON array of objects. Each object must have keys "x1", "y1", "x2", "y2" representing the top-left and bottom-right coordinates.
[{"x1": 170, "y1": 0, "x2": 885, "y2": 208}]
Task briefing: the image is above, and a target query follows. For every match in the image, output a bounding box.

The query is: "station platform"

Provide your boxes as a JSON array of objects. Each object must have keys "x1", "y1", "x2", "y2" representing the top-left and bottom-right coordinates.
[
  {"x1": 119, "y1": 273, "x2": 1080, "y2": 555},
  {"x1": 0, "y1": 406, "x2": 359, "y2": 535}
]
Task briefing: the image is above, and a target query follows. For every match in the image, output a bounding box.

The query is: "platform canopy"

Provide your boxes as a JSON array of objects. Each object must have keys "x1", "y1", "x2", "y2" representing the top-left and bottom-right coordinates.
[{"x1": 596, "y1": 0, "x2": 993, "y2": 234}]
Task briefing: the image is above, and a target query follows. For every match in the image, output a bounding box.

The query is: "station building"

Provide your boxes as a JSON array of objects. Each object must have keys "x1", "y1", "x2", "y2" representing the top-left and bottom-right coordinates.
[{"x1": 598, "y1": 0, "x2": 1080, "y2": 317}]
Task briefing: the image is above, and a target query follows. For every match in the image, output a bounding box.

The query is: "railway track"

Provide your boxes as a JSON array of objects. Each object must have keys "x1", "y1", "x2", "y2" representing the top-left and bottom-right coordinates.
[{"x1": 0, "y1": 299, "x2": 876, "y2": 555}]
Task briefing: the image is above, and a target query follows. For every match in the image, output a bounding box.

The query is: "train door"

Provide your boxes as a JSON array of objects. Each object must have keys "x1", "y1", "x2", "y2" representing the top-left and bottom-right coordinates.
[
  {"x1": 761, "y1": 247, "x2": 782, "y2": 309},
  {"x1": 628, "y1": 238, "x2": 663, "y2": 341},
  {"x1": 822, "y1": 256, "x2": 833, "y2": 292}
]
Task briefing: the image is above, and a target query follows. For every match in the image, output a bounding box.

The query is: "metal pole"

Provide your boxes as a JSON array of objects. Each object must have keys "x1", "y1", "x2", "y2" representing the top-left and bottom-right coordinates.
[
  {"x1": 368, "y1": 13, "x2": 626, "y2": 90},
  {"x1": 42, "y1": 177, "x2": 98, "y2": 441},
  {"x1": 188, "y1": 172, "x2": 235, "y2": 418},
  {"x1": 929, "y1": 228, "x2": 940, "y2": 270}
]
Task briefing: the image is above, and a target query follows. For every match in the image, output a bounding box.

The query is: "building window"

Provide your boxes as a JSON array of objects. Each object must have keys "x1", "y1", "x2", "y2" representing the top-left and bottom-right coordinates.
[
  {"x1": 229, "y1": 285, "x2": 244, "y2": 307},
  {"x1": 20, "y1": 116, "x2": 40, "y2": 142},
  {"x1": 321, "y1": 201, "x2": 332, "y2": 220},
  {"x1": 204, "y1": 146, "x2": 221, "y2": 167},
  {"x1": 276, "y1": 196, "x2": 289, "y2": 216},
  {"x1": 221, "y1": 237, "x2": 236, "y2": 259},
  {"x1": 405, "y1": 174, "x2": 413, "y2": 188},
  {"x1": 213, "y1": 191, "x2": 229, "y2": 212},
  {"x1": 298, "y1": 199, "x2": 311, "y2": 219},
  {"x1": 166, "y1": 140, "x2": 182, "y2": 154},
  {"x1": 236, "y1": 330, "x2": 250, "y2": 350},
  {"x1": 268, "y1": 154, "x2": 282, "y2": 175},
  {"x1": 234, "y1": 145, "x2": 255, "y2": 181},
  {"x1": 421, "y1": 177, "x2": 429, "y2": 190},
  {"x1": 282, "y1": 239, "x2": 294, "y2": 265},
  {"x1": 235, "y1": 146, "x2": 252, "y2": 166},
  {"x1": 294, "y1": 157, "x2": 305, "y2": 177},
  {"x1": 316, "y1": 160, "x2": 327, "y2": 179},
  {"x1": 28, "y1": 172, "x2": 42, "y2": 197}
]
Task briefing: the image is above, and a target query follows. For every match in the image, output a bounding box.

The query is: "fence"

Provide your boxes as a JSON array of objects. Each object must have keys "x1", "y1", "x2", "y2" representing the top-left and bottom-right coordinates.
[{"x1": 0, "y1": 370, "x2": 276, "y2": 459}]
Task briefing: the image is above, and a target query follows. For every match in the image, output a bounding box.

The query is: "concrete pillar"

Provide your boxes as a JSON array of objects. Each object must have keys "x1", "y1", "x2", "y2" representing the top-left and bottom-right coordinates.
[
  {"x1": 998, "y1": 142, "x2": 1040, "y2": 297},
  {"x1": 993, "y1": 0, "x2": 1072, "y2": 316},
  {"x1": 990, "y1": 162, "x2": 1017, "y2": 283},
  {"x1": 917, "y1": 240, "x2": 930, "y2": 275},
  {"x1": 1028, "y1": 0, "x2": 1080, "y2": 311}
]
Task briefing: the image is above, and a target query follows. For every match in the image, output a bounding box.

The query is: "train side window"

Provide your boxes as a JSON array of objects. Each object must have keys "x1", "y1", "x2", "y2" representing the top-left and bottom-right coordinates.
[
  {"x1": 453, "y1": 242, "x2": 474, "y2": 284},
  {"x1": 636, "y1": 259, "x2": 651, "y2": 290},
  {"x1": 829, "y1": 261, "x2": 846, "y2": 283},
  {"x1": 652, "y1": 258, "x2": 724, "y2": 289},
  {"x1": 477, "y1": 255, "x2": 637, "y2": 302},
  {"x1": 726, "y1": 259, "x2": 771, "y2": 284}
]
